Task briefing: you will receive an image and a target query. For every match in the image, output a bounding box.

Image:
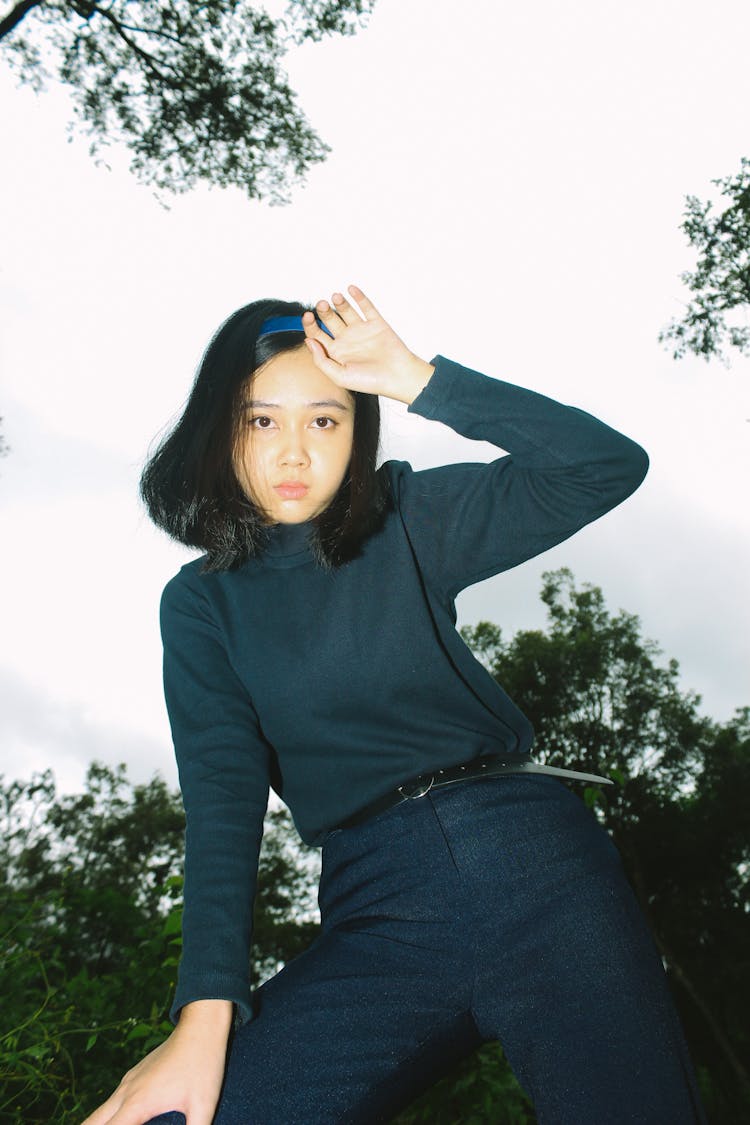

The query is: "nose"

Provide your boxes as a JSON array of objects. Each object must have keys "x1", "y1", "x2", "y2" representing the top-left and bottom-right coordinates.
[{"x1": 278, "y1": 428, "x2": 311, "y2": 468}]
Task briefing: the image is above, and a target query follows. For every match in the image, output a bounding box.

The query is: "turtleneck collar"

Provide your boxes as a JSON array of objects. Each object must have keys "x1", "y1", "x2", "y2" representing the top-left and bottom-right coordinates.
[{"x1": 261, "y1": 520, "x2": 315, "y2": 567}]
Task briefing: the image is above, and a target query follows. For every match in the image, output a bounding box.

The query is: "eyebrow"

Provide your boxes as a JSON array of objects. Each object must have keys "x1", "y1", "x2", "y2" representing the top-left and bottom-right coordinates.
[{"x1": 245, "y1": 398, "x2": 352, "y2": 411}]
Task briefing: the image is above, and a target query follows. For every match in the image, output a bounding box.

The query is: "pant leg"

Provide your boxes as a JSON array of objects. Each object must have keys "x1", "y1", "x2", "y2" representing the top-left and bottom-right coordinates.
[
  {"x1": 143, "y1": 772, "x2": 707, "y2": 1125},
  {"x1": 428, "y1": 773, "x2": 707, "y2": 1125},
  {"x1": 142, "y1": 794, "x2": 482, "y2": 1125}
]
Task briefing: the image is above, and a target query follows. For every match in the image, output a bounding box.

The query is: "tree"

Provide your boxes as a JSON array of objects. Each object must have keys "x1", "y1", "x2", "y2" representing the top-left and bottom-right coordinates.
[
  {"x1": 0, "y1": 764, "x2": 186, "y2": 1121},
  {"x1": 0, "y1": 0, "x2": 376, "y2": 202},
  {"x1": 0, "y1": 761, "x2": 321, "y2": 1123},
  {"x1": 660, "y1": 156, "x2": 750, "y2": 363}
]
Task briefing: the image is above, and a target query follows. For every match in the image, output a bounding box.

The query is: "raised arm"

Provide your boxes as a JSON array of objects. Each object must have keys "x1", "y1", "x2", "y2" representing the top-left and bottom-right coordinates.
[
  {"x1": 301, "y1": 284, "x2": 648, "y2": 605},
  {"x1": 397, "y1": 356, "x2": 649, "y2": 601}
]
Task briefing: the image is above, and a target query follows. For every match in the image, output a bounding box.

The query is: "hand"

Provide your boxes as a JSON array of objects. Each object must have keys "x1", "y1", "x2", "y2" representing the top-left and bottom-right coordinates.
[
  {"x1": 80, "y1": 1002, "x2": 232, "y2": 1125},
  {"x1": 302, "y1": 284, "x2": 434, "y2": 404}
]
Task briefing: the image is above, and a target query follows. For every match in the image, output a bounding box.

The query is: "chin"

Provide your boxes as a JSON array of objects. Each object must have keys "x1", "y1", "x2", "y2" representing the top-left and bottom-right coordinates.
[{"x1": 273, "y1": 504, "x2": 318, "y2": 524}]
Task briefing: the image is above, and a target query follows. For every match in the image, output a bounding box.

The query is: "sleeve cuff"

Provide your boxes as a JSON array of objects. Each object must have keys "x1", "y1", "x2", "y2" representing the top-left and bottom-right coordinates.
[
  {"x1": 406, "y1": 355, "x2": 454, "y2": 419},
  {"x1": 169, "y1": 974, "x2": 254, "y2": 1027}
]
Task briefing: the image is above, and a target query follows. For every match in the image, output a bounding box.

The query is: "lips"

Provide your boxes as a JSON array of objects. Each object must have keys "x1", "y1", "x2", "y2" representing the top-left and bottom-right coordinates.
[{"x1": 274, "y1": 482, "x2": 309, "y2": 499}]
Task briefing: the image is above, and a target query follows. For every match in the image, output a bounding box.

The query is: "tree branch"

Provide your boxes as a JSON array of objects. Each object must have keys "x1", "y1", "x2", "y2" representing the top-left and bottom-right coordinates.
[
  {"x1": 0, "y1": 0, "x2": 43, "y2": 41},
  {"x1": 108, "y1": 18, "x2": 184, "y2": 49},
  {"x1": 81, "y1": 2, "x2": 184, "y2": 85},
  {"x1": 71, "y1": 1, "x2": 187, "y2": 49}
]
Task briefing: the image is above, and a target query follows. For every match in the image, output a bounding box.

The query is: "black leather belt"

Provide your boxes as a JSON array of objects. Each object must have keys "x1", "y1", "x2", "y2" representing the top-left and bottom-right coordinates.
[{"x1": 332, "y1": 753, "x2": 614, "y2": 833}]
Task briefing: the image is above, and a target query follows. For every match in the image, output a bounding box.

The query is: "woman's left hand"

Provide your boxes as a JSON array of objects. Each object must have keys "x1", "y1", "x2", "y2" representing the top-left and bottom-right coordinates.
[{"x1": 303, "y1": 285, "x2": 434, "y2": 404}]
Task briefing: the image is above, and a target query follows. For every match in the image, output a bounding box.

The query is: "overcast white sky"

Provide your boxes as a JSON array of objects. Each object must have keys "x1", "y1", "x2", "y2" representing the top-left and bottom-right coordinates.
[{"x1": 1, "y1": 0, "x2": 749, "y2": 799}]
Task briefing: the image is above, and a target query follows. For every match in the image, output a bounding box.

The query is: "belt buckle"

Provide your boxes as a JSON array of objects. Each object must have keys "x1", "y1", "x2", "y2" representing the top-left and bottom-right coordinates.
[{"x1": 398, "y1": 774, "x2": 435, "y2": 800}]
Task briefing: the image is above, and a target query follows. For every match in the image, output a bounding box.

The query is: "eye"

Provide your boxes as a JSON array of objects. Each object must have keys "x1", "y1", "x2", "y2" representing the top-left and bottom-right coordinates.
[
  {"x1": 313, "y1": 416, "x2": 336, "y2": 429},
  {"x1": 249, "y1": 415, "x2": 275, "y2": 429}
]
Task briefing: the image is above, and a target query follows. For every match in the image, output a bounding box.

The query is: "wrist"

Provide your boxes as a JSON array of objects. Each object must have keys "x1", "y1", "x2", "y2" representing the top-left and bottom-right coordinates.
[
  {"x1": 390, "y1": 355, "x2": 435, "y2": 405},
  {"x1": 176, "y1": 998, "x2": 234, "y2": 1038}
]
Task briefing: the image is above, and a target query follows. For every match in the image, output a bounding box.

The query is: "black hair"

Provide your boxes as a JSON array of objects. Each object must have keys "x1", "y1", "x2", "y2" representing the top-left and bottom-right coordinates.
[{"x1": 139, "y1": 298, "x2": 390, "y2": 572}]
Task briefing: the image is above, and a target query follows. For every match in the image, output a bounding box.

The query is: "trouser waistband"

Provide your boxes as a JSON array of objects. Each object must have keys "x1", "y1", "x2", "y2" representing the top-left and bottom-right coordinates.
[{"x1": 332, "y1": 753, "x2": 614, "y2": 833}]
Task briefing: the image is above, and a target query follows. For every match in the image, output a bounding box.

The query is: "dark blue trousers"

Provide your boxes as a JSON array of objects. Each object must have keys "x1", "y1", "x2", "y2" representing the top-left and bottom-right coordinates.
[{"x1": 146, "y1": 774, "x2": 706, "y2": 1123}]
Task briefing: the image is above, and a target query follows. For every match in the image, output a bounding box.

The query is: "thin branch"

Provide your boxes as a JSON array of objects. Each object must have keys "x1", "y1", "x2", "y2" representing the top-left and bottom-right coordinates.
[
  {"x1": 75, "y1": 2, "x2": 184, "y2": 84},
  {"x1": 0, "y1": 0, "x2": 43, "y2": 41},
  {"x1": 109, "y1": 19, "x2": 185, "y2": 48}
]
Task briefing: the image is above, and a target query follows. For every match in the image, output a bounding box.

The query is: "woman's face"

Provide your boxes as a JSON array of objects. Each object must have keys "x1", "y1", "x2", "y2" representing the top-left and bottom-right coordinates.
[{"x1": 234, "y1": 345, "x2": 355, "y2": 525}]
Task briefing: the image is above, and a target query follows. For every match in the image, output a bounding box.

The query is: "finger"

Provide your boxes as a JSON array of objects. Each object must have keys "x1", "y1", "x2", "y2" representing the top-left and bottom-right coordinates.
[
  {"x1": 86, "y1": 1101, "x2": 135, "y2": 1125},
  {"x1": 347, "y1": 284, "x2": 381, "y2": 322},
  {"x1": 100, "y1": 1102, "x2": 164, "y2": 1125},
  {"x1": 305, "y1": 337, "x2": 343, "y2": 381},
  {"x1": 314, "y1": 298, "x2": 347, "y2": 338},
  {"x1": 330, "y1": 290, "x2": 364, "y2": 327},
  {"x1": 302, "y1": 307, "x2": 336, "y2": 344}
]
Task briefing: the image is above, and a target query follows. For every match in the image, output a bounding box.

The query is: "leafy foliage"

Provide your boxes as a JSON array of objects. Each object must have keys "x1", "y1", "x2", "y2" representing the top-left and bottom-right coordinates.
[
  {"x1": 0, "y1": 0, "x2": 376, "y2": 201},
  {"x1": 0, "y1": 764, "x2": 183, "y2": 1120},
  {"x1": 393, "y1": 1042, "x2": 535, "y2": 1125},
  {"x1": 0, "y1": 762, "x2": 321, "y2": 1123},
  {"x1": 660, "y1": 157, "x2": 750, "y2": 362}
]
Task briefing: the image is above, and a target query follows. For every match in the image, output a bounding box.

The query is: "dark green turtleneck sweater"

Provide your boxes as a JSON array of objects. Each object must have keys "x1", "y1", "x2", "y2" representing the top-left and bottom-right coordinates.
[{"x1": 160, "y1": 355, "x2": 648, "y2": 1024}]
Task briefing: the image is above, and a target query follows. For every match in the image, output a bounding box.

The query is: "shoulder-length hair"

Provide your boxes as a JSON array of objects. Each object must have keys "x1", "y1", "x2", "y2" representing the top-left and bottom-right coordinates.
[{"x1": 140, "y1": 298, "x2": 390, "y2": 572}]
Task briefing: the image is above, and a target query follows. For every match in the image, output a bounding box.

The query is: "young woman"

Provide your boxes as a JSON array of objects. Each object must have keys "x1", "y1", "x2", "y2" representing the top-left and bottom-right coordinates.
[{"x1": 83, "y1": 286, "x2": 705, "y2": 1125}]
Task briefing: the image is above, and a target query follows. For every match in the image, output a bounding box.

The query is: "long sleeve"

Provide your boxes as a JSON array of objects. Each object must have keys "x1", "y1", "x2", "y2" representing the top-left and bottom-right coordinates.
[
  {"x1": 399, "y1": 355, "x2": 649, "y2": 602},
  {"x1": 160, "y1": 572, "x2": 271, "y2": 1026}
]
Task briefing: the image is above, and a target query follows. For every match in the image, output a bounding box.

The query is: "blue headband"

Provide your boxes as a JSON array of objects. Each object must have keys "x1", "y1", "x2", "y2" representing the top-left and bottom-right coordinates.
[{"x1": 258, "y1": 314, "x2": 334, "y2": 339}]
